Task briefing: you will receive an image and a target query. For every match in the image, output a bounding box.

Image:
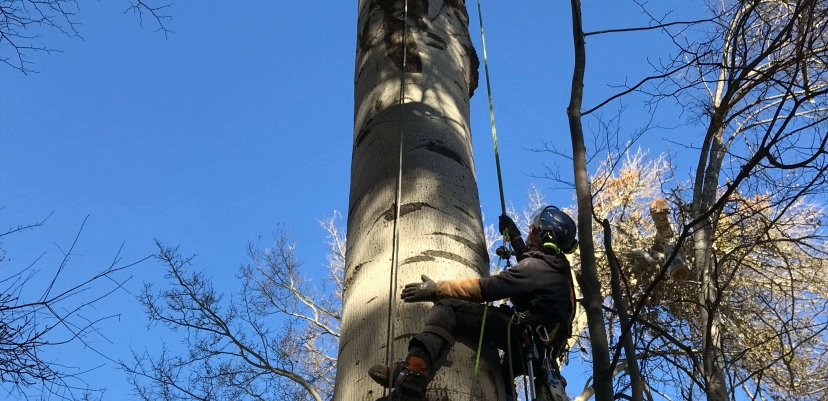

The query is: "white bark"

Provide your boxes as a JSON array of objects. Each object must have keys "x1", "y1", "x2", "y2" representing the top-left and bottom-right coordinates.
[
  {"x1": 573, "y1": 362, "x2": 627, "y2": 401},
  {"x1": 335, "y1": 1, "x2": 502, "y2": 401},
  {"x1": 648, "y1": 198, "x2": 689, "y2": 282}
]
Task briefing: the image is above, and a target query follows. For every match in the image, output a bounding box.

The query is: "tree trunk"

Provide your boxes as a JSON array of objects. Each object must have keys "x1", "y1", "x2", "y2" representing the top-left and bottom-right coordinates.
[
  {"x1": 566, "y1": 1, "x2": 615, "y2": 401},
  {"x1": 601, "y1": 220, "x2": 644, "y2": 401},
  {"x1": 335, "y1": 1, "x2": 502, "y2": 401},
  {"x1": 692, "y1": 117, "x2": 729, "y2": 401}
]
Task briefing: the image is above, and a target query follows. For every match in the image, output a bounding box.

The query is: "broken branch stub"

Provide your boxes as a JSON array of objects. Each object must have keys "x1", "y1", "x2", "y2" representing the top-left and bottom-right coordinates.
[
  {"x1": 650, "y1": 198, "x2": 674, "y2": 247},
  {"x1": 649, "y1": 198, "x2": 689, "y2": 282}
]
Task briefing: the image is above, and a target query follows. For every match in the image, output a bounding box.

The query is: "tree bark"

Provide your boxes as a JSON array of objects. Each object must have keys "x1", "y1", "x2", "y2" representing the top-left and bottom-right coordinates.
[
  {"x1": 335, "y1": 1, "x2": 502, "y2": 401},
  {"x1": 692, "y1": 117, "x2": 729, "y2": 401},
  {"x1": 566, "y1": 1, "x2": 614, "y2": 401},
  {"x1": 601, "y1": 219, "x2": 644, "y2": 401}
]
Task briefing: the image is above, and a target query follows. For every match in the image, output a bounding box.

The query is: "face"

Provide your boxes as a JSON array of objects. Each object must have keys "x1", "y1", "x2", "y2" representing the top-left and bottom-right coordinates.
[{"x1": 526, "y1": 224, "x2": 542, "y2": 251}]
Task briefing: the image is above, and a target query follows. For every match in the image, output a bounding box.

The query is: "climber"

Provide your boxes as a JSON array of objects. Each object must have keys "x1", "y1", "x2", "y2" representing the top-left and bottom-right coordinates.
[{"x1": 368, "y1": 205, "x2": 578, "y2": 398}]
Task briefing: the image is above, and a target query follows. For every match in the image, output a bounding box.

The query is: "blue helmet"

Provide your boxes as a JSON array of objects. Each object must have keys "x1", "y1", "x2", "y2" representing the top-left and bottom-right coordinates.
[{"x1": 531, "y1": 205, "x2": 579, "y2": 254}]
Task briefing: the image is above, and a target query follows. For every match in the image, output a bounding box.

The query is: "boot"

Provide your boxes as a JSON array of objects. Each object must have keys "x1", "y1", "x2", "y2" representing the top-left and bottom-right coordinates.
[{"x1": 368, "y1": 355, "x2": 432, "y2": 398}]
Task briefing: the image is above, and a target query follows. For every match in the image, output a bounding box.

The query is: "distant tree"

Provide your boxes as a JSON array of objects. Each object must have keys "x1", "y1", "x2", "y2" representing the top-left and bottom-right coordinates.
[
  {"x1": 122, "y1": 216, "x2": 346, "y2": 401},
  {"x1": 0, "y1": 215, "x2": 141, "y2": 400},
  {"x1": 0, "y1": 0, "x2": 170, "y2": 73},
  {"x1": 576, "y1": 150, "x2": 828, "y2": 401},
  {"x1": 622, "y1": 1, "x2": 828, "y2": 399},
  {"x1": 562, "y1": 0, "x2": 828, "y2": 399},
  {"x1": 532, "y1": 147, "x2": 828, "y2": 401}
]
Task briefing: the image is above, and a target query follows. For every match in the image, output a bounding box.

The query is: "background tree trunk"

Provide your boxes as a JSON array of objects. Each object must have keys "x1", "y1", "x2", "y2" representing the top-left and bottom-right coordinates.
[
  {"x1": 566, "y1": 1, "x2": 614, "y2": 400},
  {"x1": 692, "y1": 120, "x2": 729, "y2": 401},
  {"x1": 334, "y1": 1, "x2": 502, "y2": 401},
  {"x1": 602, "y1": 220, "x2": 644, "y2": 401}
]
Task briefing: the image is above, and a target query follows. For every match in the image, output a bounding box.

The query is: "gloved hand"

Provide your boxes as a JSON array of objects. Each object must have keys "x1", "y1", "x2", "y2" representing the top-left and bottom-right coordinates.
[
  {"x1": 401, "y1": 275, "x2": 437, "y2": 303},
  {"x1": 498, "y1": 214, "x2": 521, "y2": 241}
]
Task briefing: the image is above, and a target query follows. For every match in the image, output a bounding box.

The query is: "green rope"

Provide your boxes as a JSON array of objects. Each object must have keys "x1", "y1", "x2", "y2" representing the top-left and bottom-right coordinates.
[
  {"x1": 468, "y1": 258, "x2": 502, "y2": 401},
  {"x1": 476, "y1": 0, "x2": 506, "y2": 216},
  {"x1": 469, "y1": 2, "x2": 516, "y2": 400},
  {"x1": 468, "y1": 303, "x2": 489, "y2": 401}
]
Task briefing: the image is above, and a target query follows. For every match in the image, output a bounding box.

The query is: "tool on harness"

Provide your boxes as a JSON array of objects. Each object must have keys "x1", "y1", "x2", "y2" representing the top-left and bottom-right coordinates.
[
  {"x1": 520, "y1": 324, "x2": 540, "y2": 401},
  {"x1": 512, "y1": 312, "x2": 552, "y2": 401},
  {"x1": 539, "y1": 323, "x2": 569, "y2": 401},
  {"x1": 515, "y1": 317, "x2": 570, "y2": 401},
  {"x1": 495, "y1": 245, "x2": 514, "y2": 268},
  {"x1": 539, "y1": 357, "x2": 569, "y2": 401},
  {"x1": 495, "y1": 245, "x2": 512, "y2": 259}
]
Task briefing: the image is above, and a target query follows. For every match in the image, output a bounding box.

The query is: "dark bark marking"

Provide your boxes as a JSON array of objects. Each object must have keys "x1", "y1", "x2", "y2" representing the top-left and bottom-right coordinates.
[
  {"x1": 425, "y1": 31, "x2": 448, "y2": 50},
  {"x1": 358, "y1": 4, "x2": 383, "y2": 53},
  {"x1": 382, "y1": 201, "x2": 436, "y2": 221},
  {"x1": 356, "y1": 60, "x2": 369, "y2": 81},
  {"x1": 344, "y1": 261, "x2": 370, "y2": 292},
  {"x1": 410, "y1": 0, "x2": 429, "y2": 29},
  {"x1": 452, "y1": 78, "x2": 465, "y2": 93},
  {"x1": 348, "y1": 193, "x2": 364, "y2": 225},
  {"x1": 362, "y1": 0, "x2": 477, "y2": 95},
  {"x1": 454, "y1": 205, "x2": 473, "y2": 219},
  {"x1": 358, "y1": 17, "x2": 371, "y2": 52},
  {"x1": 369, "y1": 201, "x2": 439, "y2": 235},
  {"x1": 432, "y1": 231, "x2": 489, "y2": 266},
  {"x1": 338, "y1": 339, "x2": 350, "y2": 357},
  {"x1": 354, "y1": 115, "x2": 376, "y2": 143},
  {"x1": 401, "y1": 249, "x2": 479, "y2": 272},
  {"x1": 377, "y1": 0, "x2": 424, "y2": 73},
  {"x1": 416, "y1": 141, "x2": 468, "y2": 169},
  {"x1": 353, "y1": 117, "x2": 393, "y2": 152},
  {"x1": 423, "y1": 250, "x2": 478, "y2": 271},
  {"x1": 446, "y1": 0, "x2": 469, "y2": 25},
  {"x1": 355, "y1": 127, "x2": 372, "y2": 149},
  {"x1": 426, "y1": 41, "x2": 447, "y2": 50},
  {"x1": 394, "y1": 333, "x2": 416, "y2": 341},
  {"x1": 402, "y1": 254, "x2": 437, "y2": 265},
  {"x1": 366, "y1": 296, "x2": 378, "y2": 304}
]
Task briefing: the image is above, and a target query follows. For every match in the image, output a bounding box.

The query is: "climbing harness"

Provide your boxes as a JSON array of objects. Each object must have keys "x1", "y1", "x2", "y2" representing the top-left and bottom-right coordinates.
[
  {"x1": 514, "y1": 313, "x2": 572, "y2": 401},
  {"x1": 383, "y1": 0, "x2": 409, "y2": 400}
]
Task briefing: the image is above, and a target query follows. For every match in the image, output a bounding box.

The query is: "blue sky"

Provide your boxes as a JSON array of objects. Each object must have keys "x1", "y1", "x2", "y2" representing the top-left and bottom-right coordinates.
[{"x1": 1, "y1": 0, "x2": 705, "y2": 399}]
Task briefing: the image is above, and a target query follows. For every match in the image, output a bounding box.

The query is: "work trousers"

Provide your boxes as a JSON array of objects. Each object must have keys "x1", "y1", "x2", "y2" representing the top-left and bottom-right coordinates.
[{"x1": 409, "y1": 299, "x2": 549, "y2": 389}]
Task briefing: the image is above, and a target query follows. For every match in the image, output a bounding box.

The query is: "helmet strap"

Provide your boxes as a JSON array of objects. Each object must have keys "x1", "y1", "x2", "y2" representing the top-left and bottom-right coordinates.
[
  {"x1": 543, "y1": 241, "x2": 579, "y2": 255},
  {"x1": 542, "y1": 242, "x2": 562, "y2": 255}
]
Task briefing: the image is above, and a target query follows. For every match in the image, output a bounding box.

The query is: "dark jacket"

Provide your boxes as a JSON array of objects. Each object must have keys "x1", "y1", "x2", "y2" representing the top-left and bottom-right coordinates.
[{"x1": 478, "y1": 251, "x2": 574, "y2": 326}]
